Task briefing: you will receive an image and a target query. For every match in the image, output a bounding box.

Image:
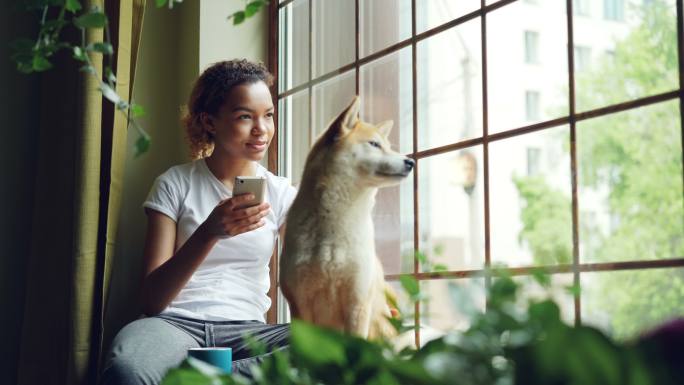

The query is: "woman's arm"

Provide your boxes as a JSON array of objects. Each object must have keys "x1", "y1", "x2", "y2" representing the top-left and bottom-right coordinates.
[
  {"x1": 139, "y1": 209, "x2": 218, "y2": 316},
  {"x1": 139, "y1": 194, "x2": 272, "y2": 316}
]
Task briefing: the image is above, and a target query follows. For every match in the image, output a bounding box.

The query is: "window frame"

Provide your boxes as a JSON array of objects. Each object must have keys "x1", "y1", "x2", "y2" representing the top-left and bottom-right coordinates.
[{"x1": 268, "y1": 0, "x2": 684, "y2": 344}]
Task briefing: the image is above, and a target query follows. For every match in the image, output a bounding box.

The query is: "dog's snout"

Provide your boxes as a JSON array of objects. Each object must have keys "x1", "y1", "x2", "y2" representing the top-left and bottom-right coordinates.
[{"x1": 404, "y1": 158, "x2": 415, "y2": 171}]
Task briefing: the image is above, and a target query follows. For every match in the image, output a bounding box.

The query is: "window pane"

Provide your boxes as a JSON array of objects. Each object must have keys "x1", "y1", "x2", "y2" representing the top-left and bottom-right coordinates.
[
  {"x1": 278, "y1": 0, "x2": 309, "y2": 93},
  {"x1": 417, "y1": 0, "x2": 480, "y2": 34},
  {"x1": 577, "y1": 100, "x2": 683, "y2": 263},
  {"x1": 582, "y1": 268, "x2": 684, "y2": 340},
  {"x1": 575, "y1": 0, "x2": 678, "y2": 112},
  {"x1": 312, "y1": 71, "x2": 356, "y2": 139},
  {"x1": 417, "y1": 18, "x2": 482, "y2": 151},
  {"x1": 375, "y1": 183, "x2": 415, "y2": 275},
  {"x1": 487, "y1": 0, "x2": 569, "y2": 133},
  {"x1": 419, "y1": 147, "x2": 485, "y2": 272},
  {"x1": 490, "y1": 126, "x2": 572, "y2": 267},
  {"x1": 278, "y1": 89, "x2": 309, "y2": 186},
  {"x1": 361, "y1": 47, "x2": 414, "y2": 155},
  {"x1": 420, "y1": 278, "x2": 486, "y2": 333},
  {"x1": 312, "y1": 0, "x2": 355, "y2": 77},
  {"x1": 360, "y1": 0, "x2": 411, "y2": 57}
]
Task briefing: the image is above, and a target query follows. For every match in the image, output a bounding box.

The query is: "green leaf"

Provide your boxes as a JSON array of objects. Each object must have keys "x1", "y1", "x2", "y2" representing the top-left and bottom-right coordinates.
[
  {"x1": 65, "y1": 0, "x2": 82, "y2": 12},
  {"x1": 105, "y1": 68, "x2": 117, "y2": 83},
  {"x1": 414, "y1": 250, "x2": 427, "y2": 264},
  {"x1": 89, "y1": 42, "x2": 113, "y2": 55},
  {"x1": 290, "y1": 320, "x2": 347, "y2": 366},
  {"x1": 134, "y1": 134, "x2": 151, "y2": 157},
  {"x1": 565, "y1": 282, "x2": 581, "y2": 297},
  {"x1": 74, "y1": 12, "x2": 107, "y2": 29},
  {"x1": 155, "y1": 0, "x2": 167, "y2": 7},
  {"x1": 399, "y1": 275, "x2": 420, "y2": 299},
  {"x1": 530, "y1": 267, "x2": 551, "y2": 287},
  {"x1": 433, "y1": 244, "x2": 445, "y2": 256},
  {"x1": 32, "y1": 55, "x2": 52, "y2": 71},
  {"x1": 80, "y1": 64, "x2": 96, "y2": 74},
  {"x1": 245, "y1": 1, "x2": 265, "y2": 17},
  {"x1": 231, "y1": 11, "x2": 246, "y2": 25},
  {"x1": 433, "y1": 264, "x2": 448, "y2": 272},
  {"x1": 98, "y1": 82, "x2": 122, "y2": 104},
  {"x1": 72, "y1": 46, "x2": 88, "y2": 61}
]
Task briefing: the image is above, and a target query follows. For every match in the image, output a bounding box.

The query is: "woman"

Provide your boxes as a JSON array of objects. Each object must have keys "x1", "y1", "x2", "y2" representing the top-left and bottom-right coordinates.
[{"x1": 101, "y1": 59, "x2": 296, "y2": 384}]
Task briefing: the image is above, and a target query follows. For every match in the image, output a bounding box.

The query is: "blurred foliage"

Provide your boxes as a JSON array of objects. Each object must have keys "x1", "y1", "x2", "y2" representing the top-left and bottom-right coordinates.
[
  {"x1": 161, "y1": 272, "x2": 683, "y2": 385},
  {"x1": 11, "y1": 0, "x2": 267, "y2": 157},
  {"x1": 514, "y1": 0, "x2": 684, "y2": 339}
]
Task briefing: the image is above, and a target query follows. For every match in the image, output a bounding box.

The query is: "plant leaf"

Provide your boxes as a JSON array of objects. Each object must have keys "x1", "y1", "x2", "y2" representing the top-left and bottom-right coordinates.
[
  {"x1": 72, "y1": 46, "x2": 88, "y2": 61},
  {"x1": 399, "y1": 275, "x2": 420, "y2": 299},
  {"x1": 65, "y1": 0, "x2": 82, "y2": 12},
  {"x1": 130, "y1": 103, "x2": 145, "y2": 118},
  {"x1": 99, "y1": 82, "x2": 121, "y2": 104},
  {"x1": 89, "y1": 42, "x2": 113, "y2": 55},
  {"x1": 134, "y1": 134, "x2": 151, "y2": 157},
  {"x1": 74, "y1": 12, "x2": 107, "y2": 29},
  {"x1": 231, "y1": 11, "x2": 246, "y2": 25},
  {"x1": 155, "y1": 0, "x2": 167, "y2": 8},
  {"x1": 32, "y1": 55, "x2": 52, "y2": 71},
  {"x1": 245, "y1": 1, "x2": 265, "y2": 17}
]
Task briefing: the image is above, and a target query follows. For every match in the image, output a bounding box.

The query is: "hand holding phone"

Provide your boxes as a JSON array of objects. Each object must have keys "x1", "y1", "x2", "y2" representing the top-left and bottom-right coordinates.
[{"x1": 232, "y1": 176, "x2": 266, "y2": 209}]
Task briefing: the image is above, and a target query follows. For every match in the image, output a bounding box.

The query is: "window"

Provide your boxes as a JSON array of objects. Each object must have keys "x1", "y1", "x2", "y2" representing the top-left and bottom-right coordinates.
[
  {"x1": 524, "y1": 30, "x2": 540, "y2": 64},
  {"x1": 526, "y1": 147, "x2": 541, "y2": 176},
  {"x1": 573, "y1": 0, "x2": 591, "y2": 16},
  {"x1": 525, "y1": 90, "x2": 541, "y2": 121},
  {"x1": 604, "y1": 0, "x2": 624, "y2": 21},
  {"x1": 574, "y1": 45, "x2": 591, "y2": 72},
  {"x1": 273, "y1": 0, "x2": 684, "y2": 343}
]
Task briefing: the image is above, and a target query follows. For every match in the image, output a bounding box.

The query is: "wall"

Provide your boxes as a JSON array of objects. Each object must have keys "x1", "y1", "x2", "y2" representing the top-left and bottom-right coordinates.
[
  {"x1": 103, "y1": 0, "x2": 269, "y2": 350},
  {"x1": 0, "y1": 5, "x2": 41, "y2": 384}
]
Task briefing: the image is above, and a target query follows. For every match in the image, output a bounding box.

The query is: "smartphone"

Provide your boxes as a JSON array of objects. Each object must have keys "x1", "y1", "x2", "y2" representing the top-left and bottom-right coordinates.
[{"x1": 233, "y1": 176, "x2": 266, "y2": 209}]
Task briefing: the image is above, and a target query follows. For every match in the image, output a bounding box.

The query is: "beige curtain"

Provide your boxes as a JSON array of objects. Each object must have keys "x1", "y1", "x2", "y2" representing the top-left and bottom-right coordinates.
[{"x1": 17, "y1": 1, "x2": 146, "y2": 384}]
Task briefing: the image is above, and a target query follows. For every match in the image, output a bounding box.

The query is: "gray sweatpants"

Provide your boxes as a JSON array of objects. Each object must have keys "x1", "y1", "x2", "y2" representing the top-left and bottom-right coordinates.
[{"x1": 99, "y1": 315, "x2": 289, "y2": 385}]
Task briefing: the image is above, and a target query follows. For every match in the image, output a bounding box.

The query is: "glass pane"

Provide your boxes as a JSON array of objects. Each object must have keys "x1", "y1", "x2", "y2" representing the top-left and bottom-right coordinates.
[
  {"x1": 577, "y1": 100, "x2": 683, "y2": 263},
  {"x1": 360, "y1": 46, "x2": 414, "y2": 155},
  {"x1": 312, "y1": 0, "x2": 355, "y2": 77},
  {"x1": 416, "y1": 0, "x2": 480, "y2": 34},
  {"x1": 582, "y1": 268, "x2": 684, "y2": 340},
  {"x1": 417, "y1": 18, "x2": 482, "y2": 151},
  {"x1": 420, "y1": 278, "x2": 486, "y2": 333},
  {"x1": 312, "y1": 70, "x2": 356, "y2": 139},
  {"x1": 278, "y1": 90, "x2": 309, "y2": 186},
  {"x1": 487, "y1": 0, "x2": 569, "y2": 133},
  {"x1": 360, "y1": 0, "x2": 411, "y2": 57},
  {"x1": 278, "y1": 0, "x2": 309, "y2": 93},
  {"x1": 574, "y1": 0, "x2": 678, "y2": 112},
  {"x1": 418, "y1": 147, "x2": 485, "y2": 271},
  {"x1": 490, "y1": 126, "x2": 572, "y2": 267},
  {"x1": 511, "y1": 273, "x2": 575, "y2": 325},
  {"x1": 375, "y1": 183, "x2": 415, "y2": 275}
]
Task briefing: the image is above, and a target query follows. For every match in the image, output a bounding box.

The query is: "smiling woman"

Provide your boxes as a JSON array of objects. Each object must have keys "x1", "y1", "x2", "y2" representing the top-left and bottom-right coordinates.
[{"x1": 99, "y1": 59, "x2": 297, "y2": 385}]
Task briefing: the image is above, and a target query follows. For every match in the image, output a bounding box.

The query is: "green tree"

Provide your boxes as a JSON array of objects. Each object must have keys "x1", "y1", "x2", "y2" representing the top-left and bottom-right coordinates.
[{"x1": 515, "y1": 0, "x2": 684, "y2": 339}]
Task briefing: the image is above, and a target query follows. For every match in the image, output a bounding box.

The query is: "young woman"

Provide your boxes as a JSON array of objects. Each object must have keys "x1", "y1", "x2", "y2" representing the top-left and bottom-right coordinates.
[{"x1": 101, "y1": 59, "x2": 296, "y2": 384}]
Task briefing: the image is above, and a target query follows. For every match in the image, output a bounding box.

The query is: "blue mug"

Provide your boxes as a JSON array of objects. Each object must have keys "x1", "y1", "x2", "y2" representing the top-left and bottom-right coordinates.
[{"x1": 187, "y1": 347, "x2": 232, "y2": 374}]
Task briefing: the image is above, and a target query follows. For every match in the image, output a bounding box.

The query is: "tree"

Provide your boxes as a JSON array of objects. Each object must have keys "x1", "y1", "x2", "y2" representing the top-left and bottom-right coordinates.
[{"x1": 515, "y1": 0, "x2": 684, "y2": 340}]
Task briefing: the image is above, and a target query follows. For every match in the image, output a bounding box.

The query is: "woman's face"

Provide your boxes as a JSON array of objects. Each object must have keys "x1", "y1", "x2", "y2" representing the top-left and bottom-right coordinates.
[{"x1": 205, "y1": 81, "x2": 275, "y2": 161}]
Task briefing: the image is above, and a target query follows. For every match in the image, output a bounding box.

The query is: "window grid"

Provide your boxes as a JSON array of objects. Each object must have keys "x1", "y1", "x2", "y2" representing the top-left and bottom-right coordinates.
[{"x1": 270, "y1": 0, "x2": 684, "y2": 340}]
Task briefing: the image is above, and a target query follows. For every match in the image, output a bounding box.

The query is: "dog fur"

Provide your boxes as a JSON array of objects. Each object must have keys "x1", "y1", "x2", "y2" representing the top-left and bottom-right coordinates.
[{"x1": 280, "y1": 96, "x2": 415, "y2": 339}]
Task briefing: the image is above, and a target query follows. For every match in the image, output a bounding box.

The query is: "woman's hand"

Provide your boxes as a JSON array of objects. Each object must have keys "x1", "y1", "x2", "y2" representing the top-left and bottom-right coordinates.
[{"x1": 200, "y1": 194, "x2": 271, "y2": 238}]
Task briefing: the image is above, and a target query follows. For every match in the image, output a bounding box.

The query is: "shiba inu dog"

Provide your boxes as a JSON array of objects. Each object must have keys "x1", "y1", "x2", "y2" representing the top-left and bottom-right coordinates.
[{"x1": 280, "y1": 96, "x2": 415, "y2": 339}]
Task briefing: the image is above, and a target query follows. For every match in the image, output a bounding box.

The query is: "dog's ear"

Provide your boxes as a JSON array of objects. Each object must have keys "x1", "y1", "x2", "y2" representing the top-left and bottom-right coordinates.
[
  {"x1": 322, "y1": 96, "x2": 360, "y2": 144},
  {"x1": 376, "y1": 120, "x2": 393, "y2": 138}
]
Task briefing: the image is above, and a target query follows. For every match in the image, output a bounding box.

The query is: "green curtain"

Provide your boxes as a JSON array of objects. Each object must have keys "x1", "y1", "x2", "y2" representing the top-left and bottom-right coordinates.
[{"x1": 17, "y1": 1, "x2": 146, "y2": 384}]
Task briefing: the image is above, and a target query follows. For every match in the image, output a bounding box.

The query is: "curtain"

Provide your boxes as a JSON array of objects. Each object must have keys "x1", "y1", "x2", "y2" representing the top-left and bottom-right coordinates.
[{"x1": 17, "y1": 1, "x2": 146, "y2": 384}]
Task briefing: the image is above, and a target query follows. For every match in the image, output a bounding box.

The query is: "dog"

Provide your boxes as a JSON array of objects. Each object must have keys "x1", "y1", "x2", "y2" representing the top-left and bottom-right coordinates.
[{"x1": 280, "y1": 96, "x2": 415, "y2": 339}]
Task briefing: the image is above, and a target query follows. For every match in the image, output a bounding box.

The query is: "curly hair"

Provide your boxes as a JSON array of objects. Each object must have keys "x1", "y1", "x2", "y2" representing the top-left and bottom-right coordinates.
[{"x1": 181, "y1": 59, "x2": 274, "y2": 159}]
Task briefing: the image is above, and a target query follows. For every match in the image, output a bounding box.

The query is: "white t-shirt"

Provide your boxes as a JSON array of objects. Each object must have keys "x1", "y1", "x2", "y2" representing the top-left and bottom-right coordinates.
[{"x1": 143, "y1": 159, "x2": 297, "y2": 322}]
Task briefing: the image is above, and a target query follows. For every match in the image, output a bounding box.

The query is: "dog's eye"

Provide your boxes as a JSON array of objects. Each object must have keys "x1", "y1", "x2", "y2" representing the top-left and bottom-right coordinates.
[{"x1": 368, "y1": 140, "x2": 382, "y2": 149}]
